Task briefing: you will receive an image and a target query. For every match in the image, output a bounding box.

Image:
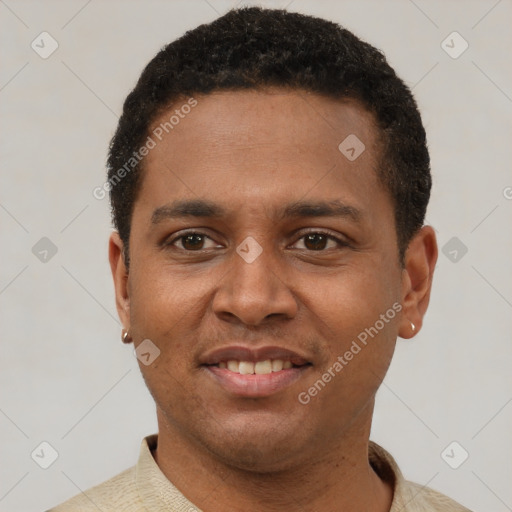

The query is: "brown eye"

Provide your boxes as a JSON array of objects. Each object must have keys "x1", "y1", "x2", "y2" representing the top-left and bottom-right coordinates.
[
  {"x1": 168, "y1": 231, "x2": 222, "y2": 252},
  {"x1": 180, "y1": 234, "x2": 206, "y2": 250},
  {"x1": 292, "y1": 231, "x2": 346, "y2": 251},
  {"x1": 304, "y1": 233, "x2": 328, "y2": 251}
]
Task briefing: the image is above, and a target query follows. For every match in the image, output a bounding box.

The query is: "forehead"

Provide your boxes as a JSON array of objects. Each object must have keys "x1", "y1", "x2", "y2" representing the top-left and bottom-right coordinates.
[
  {"x1": 148, "y1": 89, "x2": 379, "y2": 157},
  {"x1": 137, "y1": 89, "x2": 388, "y2": 220}
]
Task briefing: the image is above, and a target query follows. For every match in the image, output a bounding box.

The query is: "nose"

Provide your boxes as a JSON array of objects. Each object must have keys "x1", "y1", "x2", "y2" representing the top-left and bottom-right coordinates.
[{"x1": 212, "y1": 243, "x2": 298, "y2": 326}]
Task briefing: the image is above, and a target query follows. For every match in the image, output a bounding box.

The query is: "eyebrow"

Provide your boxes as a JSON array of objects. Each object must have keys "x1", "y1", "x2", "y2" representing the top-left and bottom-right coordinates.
[
  {"x1": 151, "y1": 199, "x2": 225, "y2": 224},
  {"x1": 151, "y1": 199, "x2": 362, "y2": 224},
  {"x1": 280, "y1": 199, "x2": 361, "y2": 222}
]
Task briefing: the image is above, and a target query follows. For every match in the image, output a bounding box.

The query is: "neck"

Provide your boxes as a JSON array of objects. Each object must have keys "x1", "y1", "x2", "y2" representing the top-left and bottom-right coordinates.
[{"x1": 153, "y1": 404, "x2": 393, "y2": 512}]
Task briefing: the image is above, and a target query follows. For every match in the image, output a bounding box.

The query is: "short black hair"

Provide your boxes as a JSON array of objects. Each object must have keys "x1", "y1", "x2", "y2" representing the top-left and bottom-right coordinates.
[{"x1": 107, "y1": 6, "x2": 431, "y2": 265}]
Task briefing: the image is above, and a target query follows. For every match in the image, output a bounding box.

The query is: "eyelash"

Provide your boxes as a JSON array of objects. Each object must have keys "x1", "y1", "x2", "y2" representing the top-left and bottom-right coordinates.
[{"x1": 166, "y1": 230, "x2": 349, "y2": 252}]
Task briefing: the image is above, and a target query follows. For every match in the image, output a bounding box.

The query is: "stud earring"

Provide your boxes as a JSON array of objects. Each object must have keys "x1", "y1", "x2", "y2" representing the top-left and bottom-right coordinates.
[
  {"x1": 411, "y1": 323, "x2": 416, "y2": 333},
  {"x1": 122, "y1": 329, "x2": 133, "y2": 344}
]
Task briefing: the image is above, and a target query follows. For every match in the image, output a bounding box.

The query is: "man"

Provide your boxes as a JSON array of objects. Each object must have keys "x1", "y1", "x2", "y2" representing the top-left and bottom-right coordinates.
[{"x1": 50, "y1": 6, "x2": 472, "y2": 511}]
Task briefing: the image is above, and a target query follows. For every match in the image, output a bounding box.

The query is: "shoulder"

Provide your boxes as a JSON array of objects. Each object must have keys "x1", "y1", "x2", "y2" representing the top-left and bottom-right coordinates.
[
  {"x1": 401, "y1": 480, "x2": 473, "y2": 511},
  {"x1": 46, "y1": 465, "x2": 141, "y2": 512},
  {"x1": 368, "y1": 441, "x2": 473, "y2": 512}
]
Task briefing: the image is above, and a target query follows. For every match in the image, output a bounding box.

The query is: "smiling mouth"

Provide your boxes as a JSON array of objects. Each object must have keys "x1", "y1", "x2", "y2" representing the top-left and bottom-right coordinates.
[
  {"x1": 206, "y1": 359, "x2": 311, "y2": 375},
  {"x1": 201, "y1": 346, "x2": 313, "y2": 397}
]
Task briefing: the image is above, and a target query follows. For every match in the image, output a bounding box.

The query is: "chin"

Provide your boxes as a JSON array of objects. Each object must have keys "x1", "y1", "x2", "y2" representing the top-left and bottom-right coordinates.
[{"x1": 196, "y1": 416, "x2": 310, "y2": 473}]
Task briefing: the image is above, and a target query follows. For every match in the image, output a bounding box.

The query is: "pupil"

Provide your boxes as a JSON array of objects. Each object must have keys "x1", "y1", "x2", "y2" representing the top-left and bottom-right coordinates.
[
  {"x1": 305, "y1": 233, "x2": 327, "y2": 250},
  {"x1": 183, "y1": 234, "x2": 204, "y2": 250},
  {"x1": 181, "y1": 234, "x2": 328, "y2": 251}
]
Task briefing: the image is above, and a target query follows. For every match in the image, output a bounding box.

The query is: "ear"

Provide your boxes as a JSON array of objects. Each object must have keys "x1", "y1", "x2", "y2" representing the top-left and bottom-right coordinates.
[
  {"x1": 398, "y1": 226, "x2": 438, "y2": 339},
  {"x1": 109, "y1": 232, "x2": 130, "y2": 329}
]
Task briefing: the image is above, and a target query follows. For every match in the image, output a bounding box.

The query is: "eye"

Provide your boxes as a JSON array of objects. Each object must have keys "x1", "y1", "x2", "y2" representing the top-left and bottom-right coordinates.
[
  {"x1": 169, "y1": 232, "x2": 220, "y2": 251},
  {"x1": 292, "y1": 231, "x2": 347, "y2": 251},
  {"x1": 166, "y1": 230, "x2": 348, "y2": 252}
]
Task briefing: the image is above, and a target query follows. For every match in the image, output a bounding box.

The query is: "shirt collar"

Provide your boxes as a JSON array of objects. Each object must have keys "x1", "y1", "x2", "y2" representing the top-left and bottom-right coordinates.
[
  {"x1": 135, "y1": 435, "x2": 410, "y2": 511},
  {"x1": 136, "y1": 434, "x2": 200, "y2": 511}
]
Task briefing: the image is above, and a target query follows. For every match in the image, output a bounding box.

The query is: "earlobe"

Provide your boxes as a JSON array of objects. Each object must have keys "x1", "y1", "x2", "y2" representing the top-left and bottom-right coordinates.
[
  {"x1": 108, "y1": 232, "x2": 130, "y2": 329},
  {"x1": 398, "y1": 226, "x2": 438, "y2": 339}
]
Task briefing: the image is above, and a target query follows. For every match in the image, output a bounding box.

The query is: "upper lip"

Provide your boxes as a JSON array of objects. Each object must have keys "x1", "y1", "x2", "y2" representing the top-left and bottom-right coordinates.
[{"x1": 200, "y1": 345, "x2": 311, "y2": 366}]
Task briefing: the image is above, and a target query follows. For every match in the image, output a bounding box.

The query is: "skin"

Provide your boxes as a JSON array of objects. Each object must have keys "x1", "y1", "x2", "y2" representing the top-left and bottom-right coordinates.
[{"x1": 109, "y1": 89, "x2": 438, "y2": 511}]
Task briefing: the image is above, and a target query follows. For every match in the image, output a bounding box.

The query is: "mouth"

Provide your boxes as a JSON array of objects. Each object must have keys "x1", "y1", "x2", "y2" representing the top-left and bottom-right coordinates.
[
  {"x1": 206, "y1": 358, "x2": 307, "y2": 374},
  {"x1": 200, "y1": 346, "x2": 312, "y2": 398}
]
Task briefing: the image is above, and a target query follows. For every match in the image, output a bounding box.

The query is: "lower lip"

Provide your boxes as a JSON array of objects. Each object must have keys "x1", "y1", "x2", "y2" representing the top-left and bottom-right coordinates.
[{"x1": 204, "y1": 365, "x2": 310, "y2": 398}]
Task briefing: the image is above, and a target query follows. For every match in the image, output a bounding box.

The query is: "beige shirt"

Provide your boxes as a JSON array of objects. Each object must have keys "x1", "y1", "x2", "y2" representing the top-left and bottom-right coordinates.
[{"x1": 49, "y1": 435, "x2": 472, "y2": 511}]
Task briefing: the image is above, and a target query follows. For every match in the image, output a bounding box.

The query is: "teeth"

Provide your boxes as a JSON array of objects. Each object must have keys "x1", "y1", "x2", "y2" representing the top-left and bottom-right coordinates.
[
  {"x1": 219, "y1": 359, "x2": 295, "y2": 374},
  {"x1": 239, "y1": 361, "x2": 254, "y2": 375},
  {"x1": 254, "y1": 360, "x2": 272, "y2": 375},
  {"x1": 227, "y1": 360, "x2": 239, "y2": 372},
  {"x1": 271, "y1": 359, "x2": 283, "y2": 372}
]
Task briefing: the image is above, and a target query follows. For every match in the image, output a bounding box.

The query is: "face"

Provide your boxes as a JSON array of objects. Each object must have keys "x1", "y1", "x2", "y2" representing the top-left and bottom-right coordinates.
[{"x1": 110, "y1": 89, "x2": 436, "y2": 472}]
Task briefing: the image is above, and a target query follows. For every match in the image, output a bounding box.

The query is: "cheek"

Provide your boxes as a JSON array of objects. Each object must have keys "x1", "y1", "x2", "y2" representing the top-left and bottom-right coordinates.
[
  {"x1": 305, "y1": 277, "x2": 398, "y2": 421},
  {"x1": 129, "y1": 258, "x2": 208, "y2": 334},
  {"x1": 302, "y1": 263, "x2": 400, "y2": 344},
  {"x1": 300, "y1": 263, "x2": 400, "y2": 404},
  {"x1": 127, "y1": 263, "x2": 209, "y2": 395},
  {"x1": 130, "y1": 270, "x2": 201, "y2": 409}
]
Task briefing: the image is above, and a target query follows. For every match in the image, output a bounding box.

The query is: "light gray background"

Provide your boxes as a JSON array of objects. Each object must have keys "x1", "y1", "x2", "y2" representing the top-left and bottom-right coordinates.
[{"x1": 1, "y1": 0, "x2": 511, "y2": 510}]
